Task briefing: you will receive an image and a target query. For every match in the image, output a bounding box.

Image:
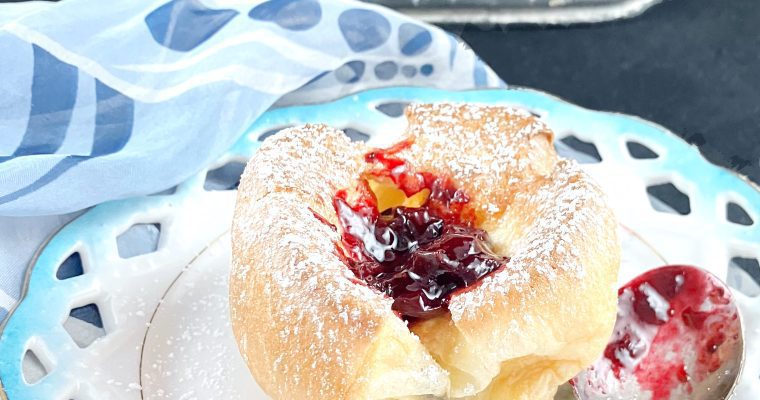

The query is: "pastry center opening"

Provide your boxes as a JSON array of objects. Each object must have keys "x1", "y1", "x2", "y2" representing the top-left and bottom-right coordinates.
[{"x1": 333, "y1": 141, "x2": 509, "y2": 322}]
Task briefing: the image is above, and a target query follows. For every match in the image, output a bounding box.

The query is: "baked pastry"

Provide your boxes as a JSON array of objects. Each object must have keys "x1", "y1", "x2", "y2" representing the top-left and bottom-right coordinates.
[{"x1": 230, "y1": 103, "x2": 620, "y2": 399}]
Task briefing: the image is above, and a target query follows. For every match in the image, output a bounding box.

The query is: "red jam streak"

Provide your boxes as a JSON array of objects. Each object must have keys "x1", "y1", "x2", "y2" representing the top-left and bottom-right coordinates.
[
  {"x1": 573, "y1": 265, "x2": 741, "y2": 400},
  {"x1": 334, "y1": 143, "x2": 508, "y2": 321}
]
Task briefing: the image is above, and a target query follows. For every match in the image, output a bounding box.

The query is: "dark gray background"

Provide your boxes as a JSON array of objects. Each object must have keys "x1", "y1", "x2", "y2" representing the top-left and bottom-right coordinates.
[
  {"x1": 445, "y1": 0, "x2": 760, "y2": 185},
  {"x1": 3, "y1": 0, "x2": 758, "y2": 185}
]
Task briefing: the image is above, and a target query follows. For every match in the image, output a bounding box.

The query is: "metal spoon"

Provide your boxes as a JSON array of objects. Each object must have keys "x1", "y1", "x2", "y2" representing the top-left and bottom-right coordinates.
[{"x1": 571, "y1": 265, "x2": 744, "y2": 400}]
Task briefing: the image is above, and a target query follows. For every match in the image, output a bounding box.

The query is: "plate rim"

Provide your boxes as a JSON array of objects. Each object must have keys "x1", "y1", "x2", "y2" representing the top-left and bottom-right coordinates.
[{"x1": 2, "y1": 85, "x2": 758, "y2": 399}]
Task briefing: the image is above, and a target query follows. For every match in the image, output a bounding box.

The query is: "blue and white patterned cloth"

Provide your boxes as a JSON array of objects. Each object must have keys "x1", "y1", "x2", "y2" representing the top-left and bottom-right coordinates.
[{"x1": 0, "y1": 0, "x2": 502, "y2": 320}]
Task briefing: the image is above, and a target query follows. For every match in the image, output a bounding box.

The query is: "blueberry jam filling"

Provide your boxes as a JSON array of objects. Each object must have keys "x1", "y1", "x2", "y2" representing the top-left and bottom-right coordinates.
[{"x1": 333, "y1": 143, "x2": 508, "y2": 321}]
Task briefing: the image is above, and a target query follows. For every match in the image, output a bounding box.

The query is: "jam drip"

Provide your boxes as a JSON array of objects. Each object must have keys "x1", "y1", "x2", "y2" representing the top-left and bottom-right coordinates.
[{"x1": 334, "y1": 144, "x2": 507, "y2": 321}]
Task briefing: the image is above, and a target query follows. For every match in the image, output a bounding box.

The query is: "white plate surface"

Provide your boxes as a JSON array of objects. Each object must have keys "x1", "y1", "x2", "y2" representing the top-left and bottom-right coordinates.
[{"x1": 2, "y1": 87, "x2": 758, "y2": 400}]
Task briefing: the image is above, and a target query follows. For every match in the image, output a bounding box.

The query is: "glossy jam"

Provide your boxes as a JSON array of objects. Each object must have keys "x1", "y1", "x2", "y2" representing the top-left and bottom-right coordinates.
[
  {"x1": 573, "y1": 265, "x2": 741, "y2": 400},
  {"x1": 334, "y1": 143, "x2": 507, "y2": 321}
]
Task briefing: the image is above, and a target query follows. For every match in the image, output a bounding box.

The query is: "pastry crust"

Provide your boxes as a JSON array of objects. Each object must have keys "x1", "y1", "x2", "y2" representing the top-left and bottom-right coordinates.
[{"x1": 230, "y1": 104, "x2": 620, "y2": 400}]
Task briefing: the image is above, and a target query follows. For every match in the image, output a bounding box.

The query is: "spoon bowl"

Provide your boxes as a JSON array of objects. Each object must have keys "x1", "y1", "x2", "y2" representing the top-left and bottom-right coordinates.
[{"x1": 572, "y1": 265, "x2": 744, "y2": 400}]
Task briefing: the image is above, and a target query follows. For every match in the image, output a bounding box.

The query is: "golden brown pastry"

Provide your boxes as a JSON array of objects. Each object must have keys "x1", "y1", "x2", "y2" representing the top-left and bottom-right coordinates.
[{"x1": 230, "y1": 103, "x2": 620, "y2": 400}]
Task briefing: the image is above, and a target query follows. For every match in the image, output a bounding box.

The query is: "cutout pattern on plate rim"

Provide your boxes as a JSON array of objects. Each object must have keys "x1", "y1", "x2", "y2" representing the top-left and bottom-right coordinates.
[{"x1": 1, "y1": 87, "x2": 758, "y2": 400}]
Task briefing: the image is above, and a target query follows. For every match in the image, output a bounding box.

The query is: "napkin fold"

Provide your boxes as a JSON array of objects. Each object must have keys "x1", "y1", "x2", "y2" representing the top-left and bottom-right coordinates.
[{"x1": 0, "y1": 0, "x2": 502, "y2": 319}]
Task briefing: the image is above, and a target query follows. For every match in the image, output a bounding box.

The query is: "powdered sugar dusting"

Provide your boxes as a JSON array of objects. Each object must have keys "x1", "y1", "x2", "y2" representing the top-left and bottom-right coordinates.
[
  {"x1": 510, "y1": 160, "x2": 605, "y2": 277},
  {"x1": 401, "y1": 103, "x2": 554, "y2": 216},
  {"x1": 231, "y1": 125, "x2": 450, "y2": 398},
  {"x1": 388, "y1": 103, "x2": 612, "y2": 323},
  {"x1": 232, "y1": 189, "x2": 395, "y2": 398},
  {"x1": 241, "y1": 124, "x2": 363, "y2": 217},
  {"x1": 232, "y1": 125, "x2": 397, "y2": 398},
  {"x1": 231, "y1": 104, "x2": 616, "y2": 398},
  {"x1": 447, "y1": 158, "x2": 611, "y2": 321}
]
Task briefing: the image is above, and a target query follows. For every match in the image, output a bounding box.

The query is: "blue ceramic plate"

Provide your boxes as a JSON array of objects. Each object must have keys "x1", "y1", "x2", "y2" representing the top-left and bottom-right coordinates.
[{"x1": 1, "y1": 87, "x2": 758, "y2": 400}]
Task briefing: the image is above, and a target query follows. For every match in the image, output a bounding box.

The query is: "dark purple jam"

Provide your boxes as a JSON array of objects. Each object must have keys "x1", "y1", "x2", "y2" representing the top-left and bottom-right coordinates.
[{"x1": 333, "y1": 143, "x2": 508, "y2": 321}]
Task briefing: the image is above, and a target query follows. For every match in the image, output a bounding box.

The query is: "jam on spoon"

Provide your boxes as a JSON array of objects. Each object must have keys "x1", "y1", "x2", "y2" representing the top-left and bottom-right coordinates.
[
  {"x1": 573, "y1": 265, "x2": 742, "y2": 400},
  {"x1": 333, "y1": 143, "x2": 508, "y2": 322}
]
